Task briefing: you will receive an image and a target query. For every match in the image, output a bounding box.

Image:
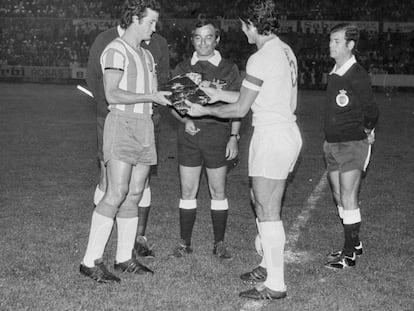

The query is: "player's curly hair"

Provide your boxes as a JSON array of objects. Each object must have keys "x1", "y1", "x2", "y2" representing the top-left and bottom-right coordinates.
[
  {"x1": 239, "y1": 0, "x2": 280, "y2": 35},
  {"x1": 191, "y1": 16, "x2": 220, "y2": 39},
  {"x1": 119, "y1": 0, "x2": 161, "y2": 29},
  {"x1": 330, "y1": 23, "x2": 360, "y2": 54}
]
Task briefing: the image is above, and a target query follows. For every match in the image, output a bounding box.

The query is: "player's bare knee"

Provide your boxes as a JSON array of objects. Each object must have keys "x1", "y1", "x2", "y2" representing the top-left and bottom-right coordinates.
[
  {"x1": 254, "y1": 201, "x2": 282, "y2": 221},
  {"x1": 104, "y1": 187, "x2": 129, "y2": 207},
  {"x1": 124, "y1": 191, "x2": 143, "y2": 207},
  {"x1": 181, "y1": 186, "x2": 198, "y2": 200},
  {"x1": 95, "y1": 201, "x2": 118, "y2": 219},
  {"x1": 341, "y1": 195, "x2": 358, "y2": 210},
  {"x1": 117, "y1": 202, "x2": 138, "y2": 218},
  {"x1": 209, "y1": 188, "x2": 226, "y2": 201}
]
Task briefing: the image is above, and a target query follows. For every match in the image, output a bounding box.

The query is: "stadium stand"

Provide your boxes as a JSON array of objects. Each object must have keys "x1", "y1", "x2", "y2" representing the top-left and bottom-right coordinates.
[{"x1": 1, "y1": 0, "x2": 413, "y2": 88}]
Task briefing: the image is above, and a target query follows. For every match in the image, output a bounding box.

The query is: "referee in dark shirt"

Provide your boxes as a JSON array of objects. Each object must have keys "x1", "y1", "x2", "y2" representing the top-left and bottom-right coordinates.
[{"x1": 323, "y1": 23, "x2": 379, "y2": 270}]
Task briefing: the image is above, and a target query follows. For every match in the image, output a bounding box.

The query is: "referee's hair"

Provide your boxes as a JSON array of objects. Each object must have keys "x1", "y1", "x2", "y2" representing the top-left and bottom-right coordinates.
[
  {"x1": 330, "y1": 23, "x2": 360, "y2": 53},
  {"x1": 191, "y1": 16, "x2": 220, "y2": 39},
  {"x1": 239, "y1": 0, "x2": 280, "y2": 35},
  {"x1": 119, "y1": 0, "x2": 161, "y2": 29}
]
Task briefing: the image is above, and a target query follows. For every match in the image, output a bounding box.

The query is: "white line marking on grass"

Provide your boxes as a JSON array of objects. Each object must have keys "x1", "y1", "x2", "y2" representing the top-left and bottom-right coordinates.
[
  {"x1": 239, "y1": 171, "x2": 328, "y2": 311},
  {"x1": 285, "y1": 171, "x2": 328, "y2": 263}
]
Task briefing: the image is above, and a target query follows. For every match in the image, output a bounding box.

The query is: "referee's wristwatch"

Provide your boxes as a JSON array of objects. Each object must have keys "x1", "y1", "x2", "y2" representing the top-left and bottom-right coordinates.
[{"x1": 230, "y1": 134, "x2": 240, "y2": 142}]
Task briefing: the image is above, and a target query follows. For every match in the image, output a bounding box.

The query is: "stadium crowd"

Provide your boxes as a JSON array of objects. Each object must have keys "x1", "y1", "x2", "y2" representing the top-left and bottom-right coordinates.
[
  {"x1": 1, "y1": 0, "x2": 414, "y2": 88},
  {"x1": 1, "y1": 0, "x2": 414, "y2": 21}
]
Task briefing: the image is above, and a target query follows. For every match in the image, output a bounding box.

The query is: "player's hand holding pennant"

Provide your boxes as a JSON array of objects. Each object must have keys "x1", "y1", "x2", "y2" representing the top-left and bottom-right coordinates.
[
  {"x1": 152, "y1": 91, "x2": 172, "y2": 106},
  {"x1": 161, "y1": 72, "x2": 211, "y2": 115},
  {"x1": 198, "y1": 84, "x2": 221, "y2": 104},
  {"x1": 185, "y1": 99, "x2": 207, "y2": 117}
]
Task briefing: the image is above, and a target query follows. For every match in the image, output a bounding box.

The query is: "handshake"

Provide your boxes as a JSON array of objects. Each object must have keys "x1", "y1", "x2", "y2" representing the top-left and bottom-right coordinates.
[{"x1": 162, "y1": 73, "x2": 215, "y2": 115}]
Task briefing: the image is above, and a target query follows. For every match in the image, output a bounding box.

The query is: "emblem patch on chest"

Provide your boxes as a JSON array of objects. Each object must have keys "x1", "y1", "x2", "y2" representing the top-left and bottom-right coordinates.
[{"x1": 336, "y1": 89, "x2": 349, "y2": 107}]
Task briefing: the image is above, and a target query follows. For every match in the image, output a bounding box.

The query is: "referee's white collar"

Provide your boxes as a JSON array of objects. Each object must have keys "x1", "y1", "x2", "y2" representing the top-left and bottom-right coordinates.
[
  {"x1": 330, "y1": 55, "x2": 357, "y2": 76},
  {"x1": 191, "y1": 50, "x2": 222, "y2": 66}
]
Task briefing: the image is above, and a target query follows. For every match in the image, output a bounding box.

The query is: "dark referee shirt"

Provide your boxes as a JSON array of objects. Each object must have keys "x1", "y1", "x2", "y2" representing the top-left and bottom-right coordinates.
[
  {"x1": 324, "y1": 56, "x2": 379, "y2": 143},
  {"x1": 172, "y1": 50, "x2": 241, "y2": 124}
]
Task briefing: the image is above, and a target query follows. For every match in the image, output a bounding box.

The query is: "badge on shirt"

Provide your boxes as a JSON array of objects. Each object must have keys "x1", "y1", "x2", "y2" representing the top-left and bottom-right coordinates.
[{"x1": 336, "y1": 89, "x2": 349, "y2": 107}]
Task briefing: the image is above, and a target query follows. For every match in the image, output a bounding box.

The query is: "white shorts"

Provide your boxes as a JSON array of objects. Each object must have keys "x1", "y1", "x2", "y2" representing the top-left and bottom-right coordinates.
[{"x1": 248, "y1": 123, "x2": 302, "y2": 179}]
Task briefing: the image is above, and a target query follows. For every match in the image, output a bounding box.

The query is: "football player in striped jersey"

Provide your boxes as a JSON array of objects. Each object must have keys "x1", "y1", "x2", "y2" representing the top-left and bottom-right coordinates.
[{"x1": 79, "y1": 0, "x2": 171, "y2": 283}]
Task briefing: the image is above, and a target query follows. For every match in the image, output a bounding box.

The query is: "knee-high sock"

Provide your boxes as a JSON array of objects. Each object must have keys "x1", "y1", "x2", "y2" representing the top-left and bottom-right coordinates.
[
  {"x1": 83, "y1": 211, "x2": 114, "y2": 267},
  {"x1": 179, "y1": 199, "x2": 197, "y2": 246},
  {"x1": 342, "y1": 208, "x2": 361, "y2": 255},
  {"x1": 115, "y1": 217, "x2": 138, "y2": 263},
  {"x1": 260, "y1": 221, "x2": 286, "y2": 292},
  {"x1": 211, "y1": 199, "x2": 228, "y2": 244}
]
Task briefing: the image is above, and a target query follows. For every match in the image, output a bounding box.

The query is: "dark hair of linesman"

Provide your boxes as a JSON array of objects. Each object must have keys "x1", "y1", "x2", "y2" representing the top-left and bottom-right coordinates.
[
  {"x1": 239, "y1": 0, "x2": 280, "y2": 35},
  {"x1": 330, "y1": 23, "x2": 360, "y2": 54}
]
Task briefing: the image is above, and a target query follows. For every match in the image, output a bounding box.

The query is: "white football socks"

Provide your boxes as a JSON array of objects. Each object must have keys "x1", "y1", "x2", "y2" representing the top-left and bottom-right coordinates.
[
  {"x1": 179, "y1": 199, "x2": 197, "y2": 210},
  {"x1": 83, "y1": 211, "x2": 114, "y2": 267},
  {"x1": 343, "y1": 208, "x2": 361, "y2": 225},
  {"x1": 115, "y1": 217, "x2": 139, "y2": 263},
  {"x1": 260, "y1": 221, "x2": 286, "y2": 292},
  {"x1": 210, "y1": 199, "x2": 229, "y2": 211}
]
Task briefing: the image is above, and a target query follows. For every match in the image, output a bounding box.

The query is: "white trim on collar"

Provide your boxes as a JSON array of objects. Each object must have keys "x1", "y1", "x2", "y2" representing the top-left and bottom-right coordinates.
[
  {"x1": 330, "y1": 55, "x2": 357, "y2": 76},
  {"x1": 190, "y1": 50, "x2": 222, "y2": 66}
]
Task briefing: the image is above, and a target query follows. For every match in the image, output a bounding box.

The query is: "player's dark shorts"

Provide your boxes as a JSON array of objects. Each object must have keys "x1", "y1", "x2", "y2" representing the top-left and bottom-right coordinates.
[
  {"x1": 103, "y1": 109, "x2": 156, "y2": 166},
  {"x1": 323, "y1": 139, "x2": 370, "y2": 173},
  {"x1": 97, "y1": 106, "x2": 161, "y2": 163},
  {"x1": 178, "y1": 121, "x2": 230, "y2": 169}
]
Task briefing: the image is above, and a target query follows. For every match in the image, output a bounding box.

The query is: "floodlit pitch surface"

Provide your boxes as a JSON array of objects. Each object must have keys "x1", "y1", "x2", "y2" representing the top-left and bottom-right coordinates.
[{"x1": 0, "y1": 83, "x2": 413, "y2": 311}]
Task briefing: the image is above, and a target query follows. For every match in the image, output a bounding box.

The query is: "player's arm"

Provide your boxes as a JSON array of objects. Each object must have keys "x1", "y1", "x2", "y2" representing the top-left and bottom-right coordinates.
[
  {"x1": 224, "y1": 63, "x2": 242, "y2": 158},
  {"x1": 190, "y1": 85, "x2": 259, "y2": 118},
  {"x1": 201, "y1": 86, "x2": 240, "y2": 104},
  {"x1": 190, "y1": 55, "x2": 263, "y2": 118},
  {"x1": 103, "y1": 69, "x2": 171, "y2": 106}
]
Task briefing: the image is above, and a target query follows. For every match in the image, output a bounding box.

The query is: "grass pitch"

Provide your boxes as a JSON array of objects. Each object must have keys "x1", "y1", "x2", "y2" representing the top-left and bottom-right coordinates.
[{"x1": 0, "y1": 83, "x2": 413, "y2": 311}]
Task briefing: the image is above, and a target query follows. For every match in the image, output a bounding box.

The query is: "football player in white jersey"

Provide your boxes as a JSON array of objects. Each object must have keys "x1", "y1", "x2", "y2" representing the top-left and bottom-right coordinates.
[{"x1": 187, "y1": 0, "x2": 302, "y2": 301}]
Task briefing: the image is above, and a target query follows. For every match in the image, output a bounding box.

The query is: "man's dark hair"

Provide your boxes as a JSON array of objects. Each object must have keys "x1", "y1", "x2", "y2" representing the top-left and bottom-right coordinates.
[
  {"x1": 239, "y1": 0, "x2": 280, "y2": 35},
  {"x1": 191, "y1": 17, "x2": 220, "y2": 39},
  {"x1": 119, "y1": 0, "x2": 161, "y2": 29},
  {"x1": 330, "y1": 23, "x2": 360, "y2": 53}
]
